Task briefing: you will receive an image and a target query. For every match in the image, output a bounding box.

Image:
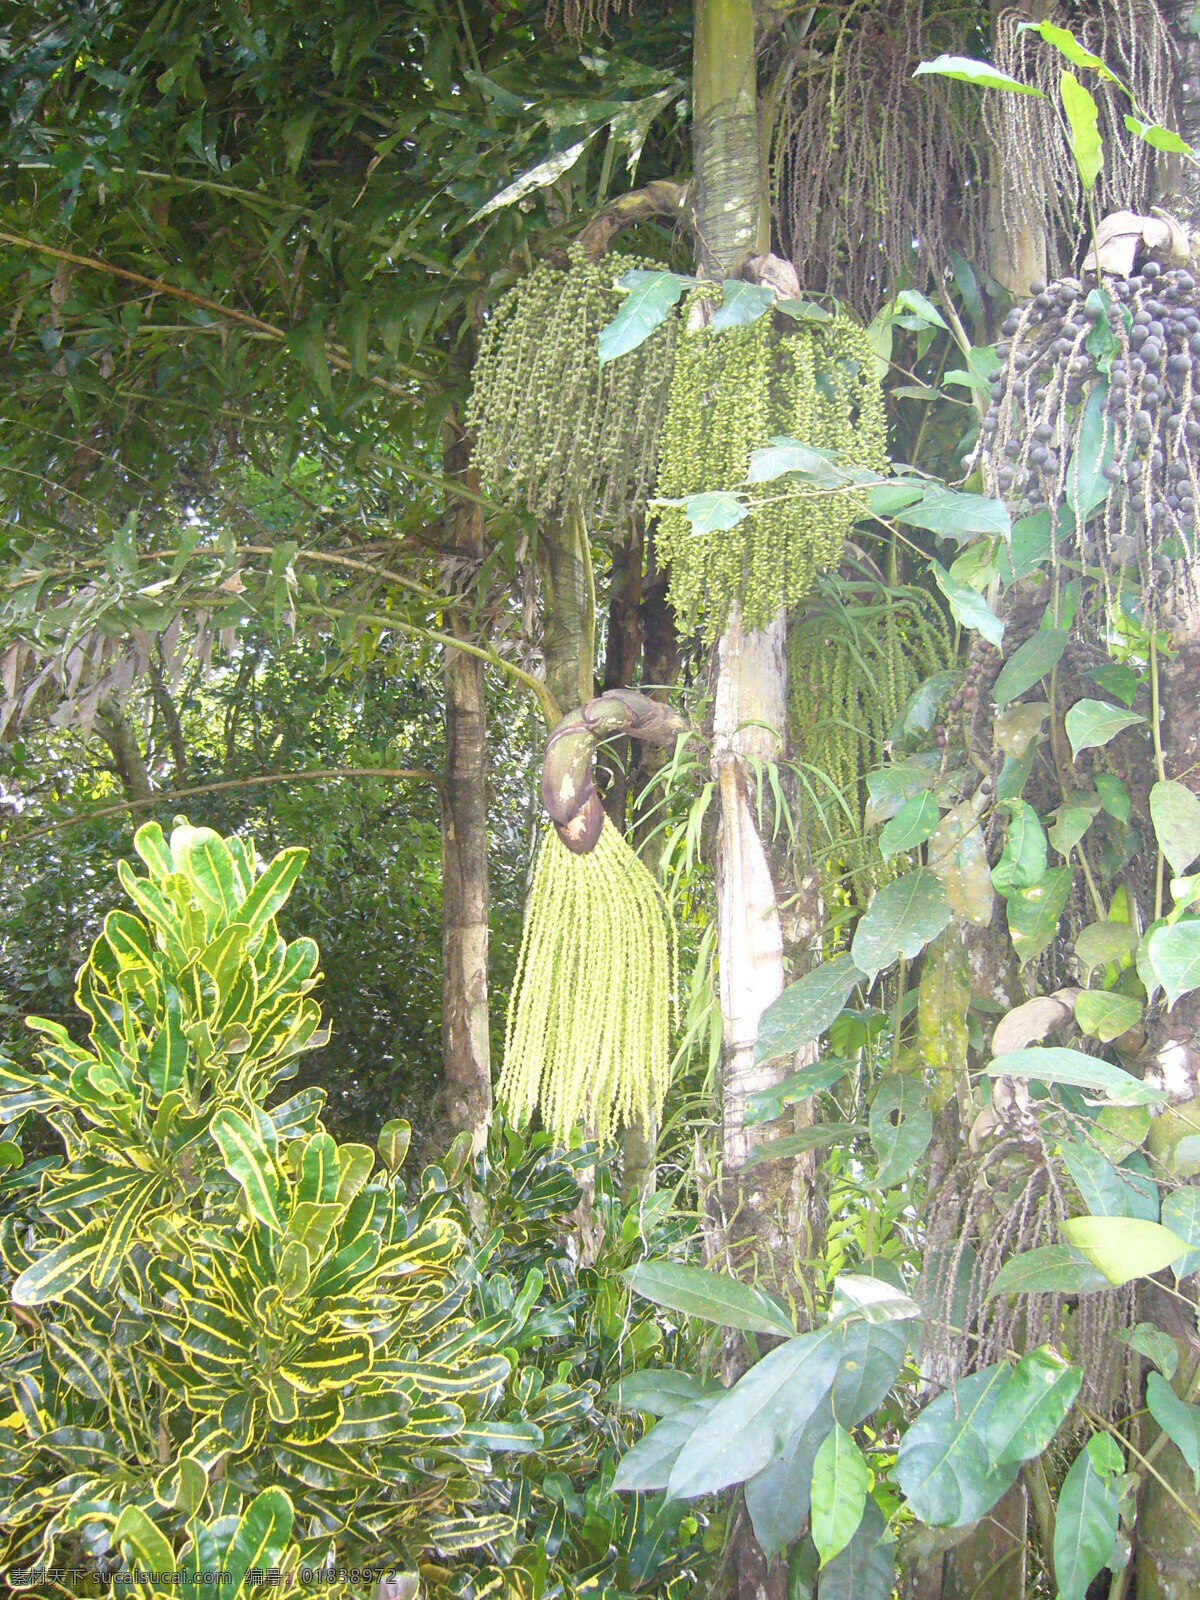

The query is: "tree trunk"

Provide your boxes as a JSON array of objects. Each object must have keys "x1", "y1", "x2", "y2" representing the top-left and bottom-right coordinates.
[
  {"x1": 599, "y1": 515, "x2": 644, "y2": 830},
  {"x1": 540, "y1": 511, "x2": 593, "y2": 719},
  {"x1": 96, "y1": 696, "x2": 152, "y2": 805},
  {"x1": 441, "y1": 416, "x2": 493, "y2": 1146}
]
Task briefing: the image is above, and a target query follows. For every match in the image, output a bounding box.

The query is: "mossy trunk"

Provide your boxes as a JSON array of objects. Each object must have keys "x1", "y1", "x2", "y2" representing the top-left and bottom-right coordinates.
[
  {"x1": 97, "y1": 696, "x2": 152, "y2": 805},
  {"x1": 540, "y1": 512, "x2": 593, "y2": 721},
  {"x1": 441, "y1": 417, "x2": 493, "y2": 1147}
]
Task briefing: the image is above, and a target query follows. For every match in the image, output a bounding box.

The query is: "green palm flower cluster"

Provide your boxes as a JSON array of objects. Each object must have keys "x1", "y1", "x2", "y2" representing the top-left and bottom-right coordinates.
[
  {"x1": 653, "y1": 300, "x2": 887, "y2": 640},
  {"x1": 499, "y1": 819, "x2": 678, "y2": 1143},
  {"x1": 466, "y1": 246, "x2": 677, "y2": 523}
]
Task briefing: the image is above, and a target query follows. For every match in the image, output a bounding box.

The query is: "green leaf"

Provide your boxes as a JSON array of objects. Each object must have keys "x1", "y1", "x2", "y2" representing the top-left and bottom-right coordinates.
[
  {"x1": 114, "y1": 1505, "x2": 176, "y2": 1577},
  {"x1": 988, "y1": 1244, "x2": 1110, "y2": 1298},
  {"x1": 1090, "y1": 661, "x2": 1142, "y2": 707},
  {"x1": 1060, "y1": 1216, "x2": 1187, "y2": 1285},
  {"x1": 1146, "y1": 920, "x2": 1200, "y2": 1009},
  {"x1": 755, "y1": 955, "x2": 865, "y2": 1063},
  {"x1": 776, "y1": 298, "x2": 833, "y2": 323},
  {"x1": 1054, "y1": 1439, "x2": 1121, "y2": 1600},
  {"x1": 817, "y1": 1499, "x2": 894, "y2": 1600},
  {"x1": 711, "y1": 280, "x2": 776, "y2": 331},
  {"x1": 681, "y1": 490, "x2": 749, "y2": 534},
  {"x1": 1064, "y1": 700, "x2": 1144, "y2": 760},
  {"x1": 913, "y1": 55, "x2": 1047, "y2": 95},
  {"x1": 1119, "y1": 1322, "x2": 1179, "y2": 1378},
  {"x1": 895, "y1": 1364, "x2": 1020, "y2": 1527},
  {"x1": 850, "y1": 869, "x2": 953, "y2": 983},
  {"x1": 931, "y1": 562, "x2": 1004, "y2": 648},
  {"x1": 240, "y1": 847, "x2": 308, "y2": 935},
  {"x1": 1018, "y1": 20, "x2": 1118, "y2": 80},
  {"x1": 1074, "y1": 920, "x2": 1139, "y2": 971},
  {"x1": 745, "y1": 1404, "x2": 833, "y2": 1561},
  {"x1": 666, "y1": 1326, "x2": 848, "y2": 1500},
  {"x1": 1005, "y1": 866, "x2": 1072, "y2": 966},
  {"x1": 1096, "y1": 773, "x2": 1131, "y2": 823},
  {"x1": 987, "y1": 1046, "x2": 1165, "y2": 1106},
  {"x1": 1146, "y1": 1373, "x2": 1200, "y2": 1491},
  {"x1": 378, "y1": 1119, "x2": 411, "y2": 1171},
  {"x1": 210, "y1": 1107, "x2": 282, "y2": 1233},
  {"x1": 12, "y1": 1221, "x2": 105, "y2": 1306},
  {"x1": 598, "y1": 269, "x2": 691, "y2": 363},
  {"x1": 880, "y1": 792, "x2": 940, "y2": 860},
  {"x1": 745, "y1": 1058, "x2": 856, "y2": 1125},
  {"x1": 1124, "y1": 115, "x2": 1193, "y2": 155},
  {"x1": 470, "y1": 138, "x2": 591, "y2": 223},
  {"x1": 1162, "y1": 1188, "x2": 1200, "y2": 1279},
  {"x1": 744, "y1": 1123, "x2": 863, "y2": 1168},
  {"x1": 612, "y1": 1399, "x2": 716, "y2": 1492},
  {"x1": 811, "y1": 1426, "x2": 869, "y2": 1567},
  {"x1": 984, "y1": 1347, "x2": 1083, "y2": 1466},
  {"x1": 1061, "y1": 1141, "x2": 1135, "y2": 1215},
  {"x1": 1074, "y1": 990, "x2": 1141, "y2": 1043},
  {"x1": 1049, "y1": 792, "x2": 1102, "y2": 856},
  {"x1": 991, "y1": 800, "x2": 1047, "y2": 895},
  {"x1": 224, "y1": 1487, "x2": 295, "y2": 1597},
  {"x1": 611, "y1": 1369, "x2": 716, "y2": 1417},
  {"x1": 1150, "y1": 781, "x2": 1200, "y2": 876},
  {"x1": 896, "y1": 491, "x2": 1011, "y2": 543},
  {"x1": 626, "y1": 1259, "x2": 795, "y2": 1337},
  {"x1": 992, "y1": 629, "x2": 1068, "y2": 710},
  {"x1": 868, "y1": 1075, "x2": 932, "y2": 1190},
  {"x1": 1066, "y1": 383, "x2": 1113, "y2": 520},
  {"x1": 1060, "y1": 71, "x2": 1103, "y2": 189}
]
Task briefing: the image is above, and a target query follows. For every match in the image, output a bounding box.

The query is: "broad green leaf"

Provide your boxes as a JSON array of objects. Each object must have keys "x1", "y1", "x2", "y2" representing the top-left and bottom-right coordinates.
[
  {"x1": 1091, "y1": 1104, "x2": 1151, "y2": 1163},
  {"x1": 1146, "y1": 1372, "x2": 1200, "y2": 1491},
  {"x1": 811, "y1": 1426, "x2": 868, "y2": 1567},
  {"x1": 1124, "y1": 114, "x2": 1194, "y2": 154},
  {"x1": 1096, "y1": 773, "x2": 1131, "y2": 822},
  {"x1": 378, "y1": 1119, "x2": 411, "y2": 1171},
  {"x1": 868, "y1": 1075, "x2": 932, "y2": 1189},
  {"x1": 744, "y1": 1123, "x2": 863, "y2": 1168},
  {"x1": 991, "y1": 801, "x2": 1047, "y2": 895},
  {"x1": 711, "y1": 280, "x2": 776, "y2": 331},
  {"x1": 831, "y1": 1272, "x2": 921, "y2": 1325},
  {"x1": 987, "y1": 1046, "x2": 1165, "y2": 1106},
  {"x1": 1018, "y1": 21, "x2": 1117, "y2": 80},
  {"x1": 1162, "y1": 1188, "x2": 1200, "y2": 1279},
  {"x1": 1119, "y1": 1323, "x2": 1179, "y2": 1379},
  {"x1": 984, "y1": 1347, "x2": 1083, "y2": 1466},
  {"x1": 747, "y1": 439, "x2": 840, "y2": 485},
  {"x1": 998, "y1": 507, "x2": 1053, "y2": 583},
  {"x1": 1060, "y1": 72, "x2": 1103, "y2": 189},
  {"x1": 1061, "y1": 1141, "x2": 1134, "y2": 1215},
  {"x1": 175, "y1": 825, "x2": 241, "y2": 925},
  {"x1": 626, "y1": 1259, "x2": 795, "y2": 1337},
  {"x1": 896, "y1": 490, "x2": 1010, "y2": 542},
  {"x1": 1060, "y1": 1216, "x2": 1187, "y2": 1285},
  {"x1": 240, "y1": 847, "x2": 308, "y2": 935},
  {"x1": 745, "y1": 1402, "x2": 833, "y2": 1560},
  {"x1": 1049, "y1": 791, "x2": 1102, "y2": 856},
  {"x1": 895, "y1": 1364, "x2": 1019, "y2": 1527},
  {"x1": 776, "y1": 298, "x2": 833, "y2": 323},
  {"x1": 850, "y1": 869, "x2": 952, "y2": 982},
  {"x1": 745, "y1": 1057, "x2": 856, "y2": 1125},
  {"x1": 611, "y1": 1369, "x2": 716, "y2": 1417},
  {"x1": 987, "y1": 1244, "x2": 1110, "y2": 1298},
  {"x1": 817, "y1": 1498, "x2": 894, "y2": 1600},
  {"x1": 134, "y1": 820, "x2": 175, "y2": 879},
  {"x1": 470, "y1": 138, "x2": 590, "y2": 223},
  {"x1": 755, "y1": 955, "x2": 865, "y2": 1063},
  {"x1": 1005, "y1": 867, "x2": 1072, "y2": 966},
  {"x1": 114, "y1": 1505, "x2": 176, "y2": 1577},
  {"x1": 1090, "y1": 661, "x2": 1141, "y2": 707},
  {"x1": 1074, "y1": 990, "x2": 1141, "y2": 1043},
  {"x1": 598, "y1": 269, "x2": 691, "y2": 363},
  {"x1": 12, "y1": 1221, "x2": 105, "y2": 1306},
  {"x1": 667, "y1": 1328, "x2": 846, "y2": 1499},
  {"x1": 1054, "y1": 1439, "x2": 1121, "y2": 1600},
  {"x1": 224, "y1": 1487, "x2": 295, "y2": 1597},
  {"x1": 681, "y1": 490, "x2": 749, "y2": 534},
  {"x1": 931, "y1": 561, "x2": 1004, "y2": 647},
  {"x1": 1073, "y1": 920, "x2": 1138, "y2": 971},
  {"x1": 864, "y1": 756, "x2": 943, "y2": 828},
  {"x1": 880, "y1": 792, "x2": 940, "y2": 860},
  {"x1": 210, "y1": 1107, "x2": 282, "y2": 1233},
  {"x1": 1066, "y1": 382, "x2": 1113, "y2": 525},
  {"x1": 1150, "y1": 781, "x2": 1200, "y2": 876},
  {"x1": 612, "y1": 1399, "x2": 716, "y2": 1492},
  {"x1": 914, "y1": 55, "x2": 1047, "y2": 95},
  {"x1": 1064, "y1": 700, "x2": 1144, "y2": 760},
  {"x1": 995, "y1": 701, "x2": 1049, "y2": 760},
  {"x1": 1146, "y1": 920, "x2": 1200, "y2": 1009},
  {"x1": 992, "y1": 629, "x2": 1068, "y2": 710}
]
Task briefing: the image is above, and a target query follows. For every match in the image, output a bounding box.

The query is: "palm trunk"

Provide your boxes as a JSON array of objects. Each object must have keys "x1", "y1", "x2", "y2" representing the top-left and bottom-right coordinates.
[
  {"x1": 97, "y1": 696, "x2": 152, "y2": 805},
  {"x1": 441, "y1": 418, "x2": 493, "y2": 1146}
]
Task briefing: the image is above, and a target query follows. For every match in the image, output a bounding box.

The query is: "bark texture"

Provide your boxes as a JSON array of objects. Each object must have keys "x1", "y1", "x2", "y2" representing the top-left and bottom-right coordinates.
[
  {"x1": 441, "y1": 419, "x2": 493, "y2": 1146},
  {"x1": 540, "y1": 512, "x2": 592, "y2": 720},
  {"x1": 96, "y1": 697, "x2": 152, "y2": 804}
]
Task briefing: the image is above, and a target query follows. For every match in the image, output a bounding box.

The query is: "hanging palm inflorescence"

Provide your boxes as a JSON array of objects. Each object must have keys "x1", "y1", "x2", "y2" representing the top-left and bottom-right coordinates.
[
  {"x1": 466, "y1": 245, "x2": 677, "y2": 525},
  {"x1": 985, "y1": 0, "x2": 1174, "y2": 280},
  {"x1": 788, "y1": 581, "x2": 954, "y2": 903},
  {"x1": 652, "y1": 296, "x2": 888, "y2": 641},
  {"x1": 769, "y1": 0, "x2": 988, "y2": 317}
]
